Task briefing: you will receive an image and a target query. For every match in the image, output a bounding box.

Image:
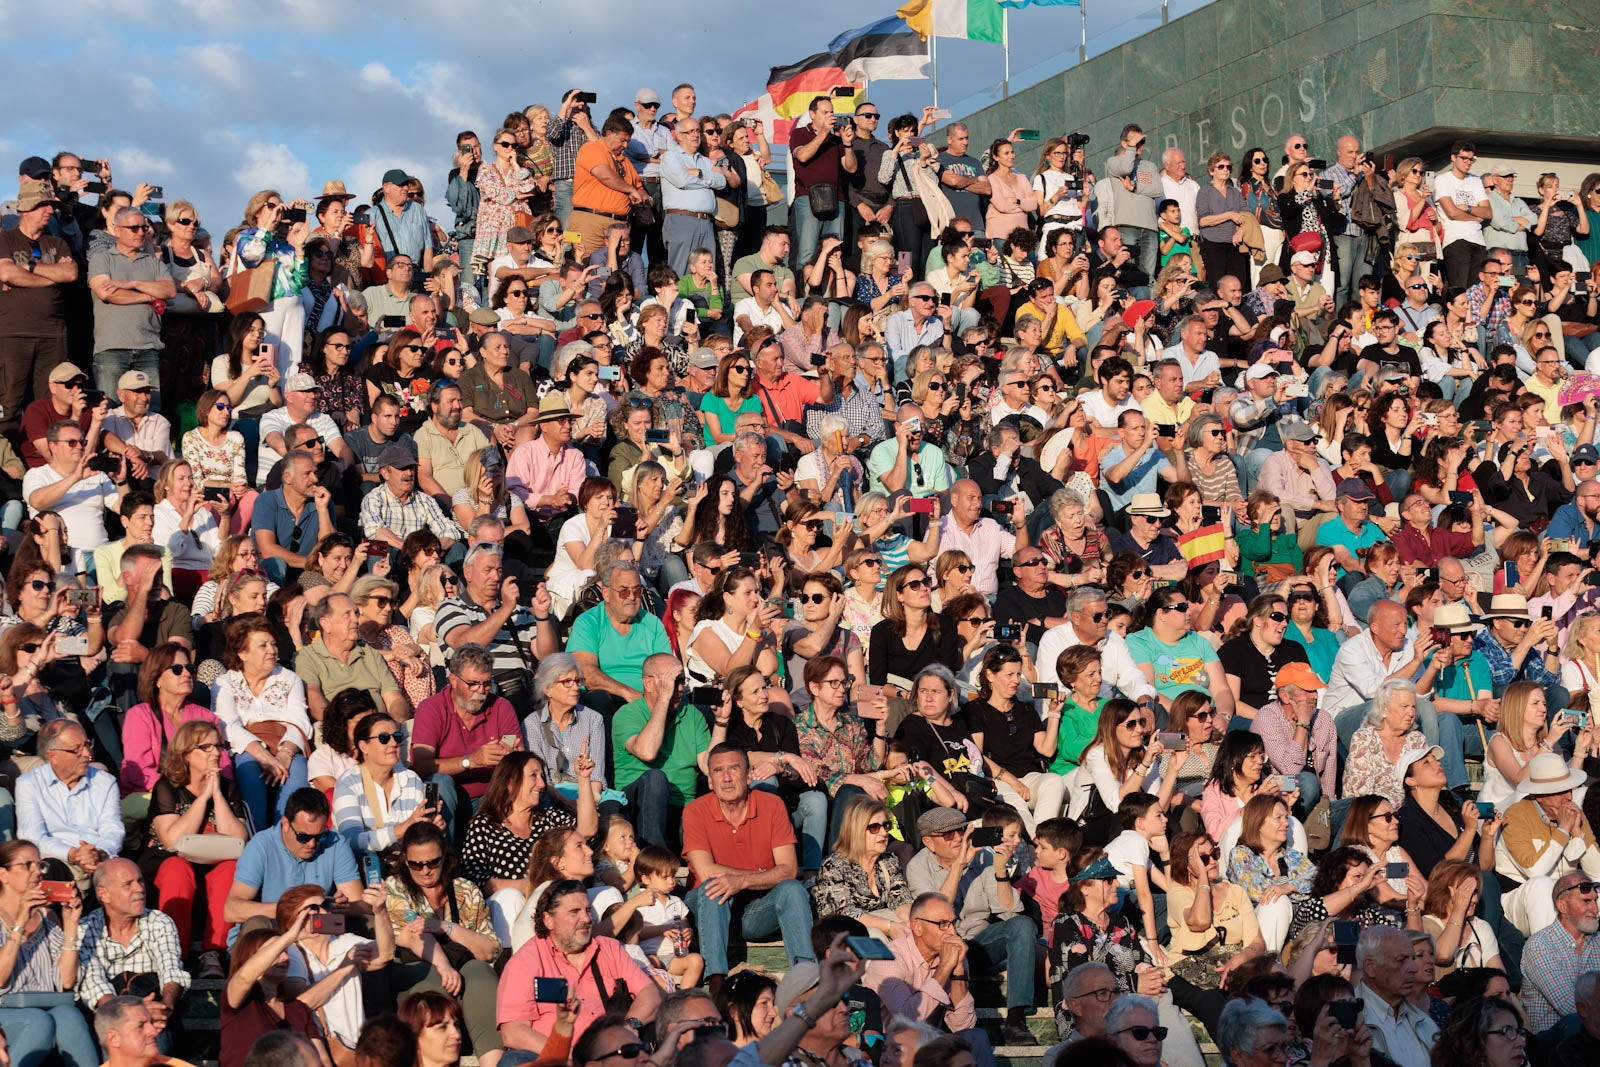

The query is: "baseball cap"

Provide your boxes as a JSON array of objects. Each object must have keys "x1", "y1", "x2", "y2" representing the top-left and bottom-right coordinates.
[
  {"x1": 1274, "y1": 662, "x2": 1325, "y2": 691},
  {"x1": 381, "y1": 168, "x2": 412, "y2": 187},
  {"x1": 1290, "y1": 250, "x2": 1319, "y2": 267},
  {"x1": 1574, "y1": 444, "x2": 1600, "y2": 465},
  {"x1": 688, "y1": 347, "x2": 721, "y2": 371},
  {"x1": 378, "y1": 444, "x2": 418, "y2": 469},
  {"x1": 1488, "y1": 163, "x2": 1517, "y2": 177},
  {"x1": 774, "y1": 963, "x2": 820, "y2": 1017},
  {"x1": 117, "y1": 371, "x2": 153, "y2": 392},
  {"x1": 17, "y1": 156, "x2": 50, "y2": 180},
  {"x1": 1245, "y1": 364, "x2": 1279, "y2": 381},
  {"x1": 48, "y1": 363, "x2": 88, "y2": 386},
  {"x1": 1281, "y1": 422, "x2": 1317, "y2": 443},
  {"x1": 283, "y1": 372, "x2": 319, "y2": 393},
  {"x1": 635, "y1": 88, "x2": 661, "y2": 105},
  {"x1": 1336, "y1": 477, "x2": 1377, "y2": 502}
]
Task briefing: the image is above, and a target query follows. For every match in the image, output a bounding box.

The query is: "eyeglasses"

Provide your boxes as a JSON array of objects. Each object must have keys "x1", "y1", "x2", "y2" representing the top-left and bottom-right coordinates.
[
  {"x1": 1486, "y1": 1027, "x2": 1532, "y2": 1042},
  {"x1": 865, "y1": 821, "x2": 891, "y2": 833},
  {"x1": 406, "y1": 856, "x2": 444, "y2": 871},
  {"x1": 902, "y1": 578, "x2": 930, "y2": 591},
  {"x1": 611, "y1": 584, "x2": 644, "y2": 599},
  {"x1": 1372, "y1": 810, "x2": 1398, "y2": 822},
  {"x1": 365, "y1": 731, "x2": 403, "y2": 746},
  {"x1": 455, "y1": 676, "x2": 494, "y2": 691},
  {"x1": 167, "y1": 663, "x2": 193, "y2": 677},
  {"x1": 1113, "y1": 1027, "x2": 1168, "y2": 1042},
  {"x1": 1072, "y1": 986, "x2": 1118, "y2": 1002},
  {"x1": 915, "y1": 916, "x2": 958, "y2": 929}
]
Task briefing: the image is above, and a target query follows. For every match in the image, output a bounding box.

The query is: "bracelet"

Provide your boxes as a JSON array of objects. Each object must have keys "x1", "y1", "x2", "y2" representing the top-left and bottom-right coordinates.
[
  {"x1": 746, "y1": 629, "x2": 762, "y2": 641},
  {"x1": 532, "y1": 616, "x2": 553, "y2": 623}
]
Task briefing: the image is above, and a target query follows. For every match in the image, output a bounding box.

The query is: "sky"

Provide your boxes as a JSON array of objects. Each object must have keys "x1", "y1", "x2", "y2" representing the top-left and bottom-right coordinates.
[{"x1": 0, "y1": 0, "x2": 1190, "y2": 234}]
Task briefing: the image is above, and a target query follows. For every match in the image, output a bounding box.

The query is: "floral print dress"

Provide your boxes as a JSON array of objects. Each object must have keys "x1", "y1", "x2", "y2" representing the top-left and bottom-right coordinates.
[{"x1": 473, "y1": 160, "x2": 537, "y2": 272}]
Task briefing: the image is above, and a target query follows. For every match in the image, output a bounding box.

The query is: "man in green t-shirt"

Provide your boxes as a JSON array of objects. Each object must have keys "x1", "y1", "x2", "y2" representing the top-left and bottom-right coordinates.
[{"x1": 610, "y1": 652, "x2": 710, "y2": 848}]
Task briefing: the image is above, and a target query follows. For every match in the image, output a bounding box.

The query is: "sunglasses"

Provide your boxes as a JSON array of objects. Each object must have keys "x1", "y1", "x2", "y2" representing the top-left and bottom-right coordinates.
[
  {"x1": 1015, "y1": 558, "x2": 1048, "y2": 568},
  {"x1": 167, "y1": 663, "x2": 193, "y2": 676},
  {"x1": 18, "y1": 643, "x2": 40, "y2": 655},
  {"x1": 173, "y1": 218, "x2": 197, "y2": 227},
  {"x1": 902, "y1": 578, "x2": 930, "y2": 591},
  {"x1": 1116, "y1": 1027, "x2": 1169, "y2": 1042},
  {"x1": 496, "y1": 140, "x2": 515, "y2": 148},
  {"x1": 799, "y1": 592, "x2": 831, "y2": 604},
  {"x1": 598, "y1": 1044, "x2": 647, "y2": 1060},
  {"x1": 365, "y1": 731, "x2": 403, "y2": 745},
  {"x1": 292, "y1": 829, "x2": 330, "y2": 845},
  {"x1": 1193, "y1": 709, "x2": 1215, "y2": 721},
  {"x1": 864, "y1": 821, "x2": 891, "y2": 833},
  {"x1": 25, "y1": 579, "x2": 52, "y2": 593},
  {"x1": 406, "y1": 856, "x2": 444, "y2": 871},
  {"x1": 952, "y1": 563, "x2": 974, "y2": 574},
  {"x1": 1163, "y1": 602, "x2": 1191, "y2": 613},
  {"x1": 1267, "y1": 611, "x2": 1288, "y2": 623}
]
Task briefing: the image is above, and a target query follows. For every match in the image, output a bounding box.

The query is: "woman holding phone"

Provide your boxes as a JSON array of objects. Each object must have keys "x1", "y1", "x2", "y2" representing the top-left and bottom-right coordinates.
[
  {"x1": 0, "y1": 840, "x2": 92, "y2": 1067},
  {"x1": 229, "y1": 189, "x2": 311, "y2": 377},
  {"x1": 332, "y1": 710, "x2": 441, "y2": 861},
  {"x1": 544, "y1": 477, "x2": 622, "y2": 620}
]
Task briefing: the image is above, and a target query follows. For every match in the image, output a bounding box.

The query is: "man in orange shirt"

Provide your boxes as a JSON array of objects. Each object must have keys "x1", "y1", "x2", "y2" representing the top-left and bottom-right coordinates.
[{"x1": 570, "y1": 115, "x2": 648, "y2": 255}]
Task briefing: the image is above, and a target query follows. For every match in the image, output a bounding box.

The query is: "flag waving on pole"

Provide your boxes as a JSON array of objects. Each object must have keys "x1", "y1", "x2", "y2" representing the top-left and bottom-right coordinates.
[
  {"x1": 897, "y1": 0, "x2": 1005, "y2": 42},
  {"x1": 997, "y1": 0, "x2": 1081, "y2": 7},
  {"x1": 827, "y1": 16, "x2": 931, "y2": 81}
]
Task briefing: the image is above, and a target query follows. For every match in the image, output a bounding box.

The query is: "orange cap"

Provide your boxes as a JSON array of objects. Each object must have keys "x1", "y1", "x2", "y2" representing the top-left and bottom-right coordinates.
[{"x1": 1274, "y1": 662, "x2": 1325, "y2": 691}]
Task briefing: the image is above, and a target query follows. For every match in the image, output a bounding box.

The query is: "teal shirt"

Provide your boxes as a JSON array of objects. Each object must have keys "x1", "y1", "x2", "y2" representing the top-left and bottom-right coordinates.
[
  {"x1": 698, "y1": 392, "x2": 762, "y2": 446},
  {"x1": 1124, "y1": 628, "x2": 1220, "y2": 701},
  {"x1": 1314, "y1": 517, "x2": 1388, "y2": 576},
  {"x1": 1433, "y1": 649, "x2": 1494, "y2": 702},
  {"x1": 565, "y1": 603, "x2": 672, "y2": 693},
  {"x1": 1289, "y1": 624, "x2": 1343, "y2": 683},
  {"x1": 610, "y1": 698, "x2": 709, "y2": 804}
]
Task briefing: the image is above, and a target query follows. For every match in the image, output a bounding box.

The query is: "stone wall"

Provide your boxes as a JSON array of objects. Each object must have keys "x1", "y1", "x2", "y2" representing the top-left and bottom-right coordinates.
[{"x1": 957, "y1": 0, "x2": 1600, "y2": 169}]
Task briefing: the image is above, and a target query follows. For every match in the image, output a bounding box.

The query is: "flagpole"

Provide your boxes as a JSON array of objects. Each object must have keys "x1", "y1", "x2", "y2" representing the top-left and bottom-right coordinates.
[
  {"x1": 1080, "y1": 1, "x2": 1088, "y2": 63},
  {"x1": 930, "y1": 32, "x2": 939, "y2": 109},
  {"x1": 1002, "y1": 9, "x2": 1011, "y2": 99}
]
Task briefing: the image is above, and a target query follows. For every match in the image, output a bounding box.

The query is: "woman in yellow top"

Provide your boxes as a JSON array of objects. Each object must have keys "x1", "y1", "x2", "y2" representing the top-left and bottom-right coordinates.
[{"x1": 1165, "y1": 828, "x2": 1265, "y2": 1040}]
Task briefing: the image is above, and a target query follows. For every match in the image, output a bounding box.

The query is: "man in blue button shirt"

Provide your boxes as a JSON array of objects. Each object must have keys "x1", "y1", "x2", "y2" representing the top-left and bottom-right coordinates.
[
  {"x1": 661, "y1": 120, "x2": 728, "y2": 275},
  {"x1": 371, "y1": 169, "x2": 433, "y2": 285},
  {"x1": 15, "y1": 720, "x2": 122, "y2": 887},
  {"x1": 224, "y1": 788, "x2": 363, "y2": 935}
]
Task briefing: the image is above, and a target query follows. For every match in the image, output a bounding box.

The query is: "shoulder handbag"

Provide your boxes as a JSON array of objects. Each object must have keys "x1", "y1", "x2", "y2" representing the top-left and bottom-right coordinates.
[
  {"x1": 758, "y1": 166, "x2": 782, "y2": 206},
  {"x1": 588, "y1": 953, "x2": 635, "y2": 1015},
  {"x1": 610, "y1": 153, "x2": 657, "y2": 228},
  {"x1": 225, "y1": 263, "x2": 275, "y2": 314},
  {"x1": 714, "y1": 194, "x2": 741, "y2": 231},
  {"x1": 246, "y1": 720, "x2": 290, "y2": 757},
  {"x1": 808, "y1": 182, "x2": 840, "y2": 221},
  {"x1": 892, "y1": 155, "x2": 931, "y2": 231}
]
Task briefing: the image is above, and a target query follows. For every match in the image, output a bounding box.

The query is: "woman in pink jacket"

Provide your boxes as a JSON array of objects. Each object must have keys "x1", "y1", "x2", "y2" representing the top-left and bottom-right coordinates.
[{"x1": 984, "y1": 139, "x2": 1039, "y2": 246}]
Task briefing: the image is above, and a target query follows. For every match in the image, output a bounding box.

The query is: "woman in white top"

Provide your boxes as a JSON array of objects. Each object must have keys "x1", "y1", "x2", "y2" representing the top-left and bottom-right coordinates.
[
  {"x1": 331, "y1": 710, "x2": 442, "y2": 857},
  {"x1": 1421, "y1": 860, "x2": 1504, "y2": 976},
  {"x1": 152, "y1": 460, "x2": 222, "y2": 603},
  {"x1": 1031, "y1": 137, "x2": 1087, "y2": 250},
  {"x1": 1561, "y1": 613, "x2": 1600, "y2": 706},
  {"x1": 1069, "y1": 697, "x2": 1182, "y2": 825},
  {"x1": 211, "y1": 615, "x2": 313, "y2": 831},
  {"x1": 545, "y1": 477, "x2": 625, "y2": 619},
  {"x1": 408, "y1": 564, "x2": 456, "y2": 671},
  {"x1": 686, "y1": 567, "x2": 783, "y2": 698},
  {"x1": 277, "y1": 883, "x2": 394, "y2": 1056},
  {"x1": 210, "y1": 313, "x2": 282, "y2": 415},
  {"x1": 1481, "y1": 680, "x2": 1591, "y2": 808}
]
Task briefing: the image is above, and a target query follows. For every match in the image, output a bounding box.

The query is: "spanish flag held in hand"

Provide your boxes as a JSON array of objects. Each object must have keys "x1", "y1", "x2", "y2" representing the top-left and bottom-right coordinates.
[{"x1": 1177, "y1": 524, "x2": 1227, "y2": 569}]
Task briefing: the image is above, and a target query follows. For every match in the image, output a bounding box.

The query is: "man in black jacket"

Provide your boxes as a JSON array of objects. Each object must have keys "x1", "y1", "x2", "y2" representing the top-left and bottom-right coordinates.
[{"x1": 969, "y1": 421, "x2": 1060, "y2": 507}]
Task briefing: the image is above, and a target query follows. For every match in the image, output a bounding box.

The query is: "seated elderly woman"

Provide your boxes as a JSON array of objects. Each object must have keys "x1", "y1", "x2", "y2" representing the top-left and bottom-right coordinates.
[
  {"x1": 520, "y1": 653, "x2": 608, "y2": 811},
  {"x1": 1343, "y1": 678, "x2": 1432, "y2": 808},
  {"x1": 141, "y1": 718, "x2": 248, "y2": 979},
  {"x1": 352, "y1": 574, "x2": 434, "y2": 708},
  {"x1": 810, "y1": 795, "x2": 914, "y2": 939},
  {"x1": 332, "y1": 710, "x2": 443, "y2": 859},
  {"x1": 384, "y1": 822, "x2": 504, "y2": 1067},
  {"x1": 211, "y1": 614, "x2": 313, "y2": 830}
]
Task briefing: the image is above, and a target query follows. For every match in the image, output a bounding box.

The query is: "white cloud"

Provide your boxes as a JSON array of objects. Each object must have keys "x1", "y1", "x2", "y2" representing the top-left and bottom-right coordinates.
[
  {"x1": 179, "y1": 43, "x2": 251, "y2": 91},
  {"x1": 111, "y1": 147, "x2": 176, "y2": 179},
  {"x1": 232, "y1": 143, "x2": 310, "y2": 196}
]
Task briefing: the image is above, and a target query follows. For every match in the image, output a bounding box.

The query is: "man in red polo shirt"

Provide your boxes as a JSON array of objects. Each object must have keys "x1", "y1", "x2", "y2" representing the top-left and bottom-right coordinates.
[
  {"x1": 683, "y1": 744, "x2": 816, "y2": 985},
  {"x1": 750, "y1": 325, "x2": 835, "y2": 460},
  {"x1": 497, "y1": 879, "x2": 662, "y2": 1052},
  {"x1": 407, "y1": 643, "x2": 523, "y2": 833}
]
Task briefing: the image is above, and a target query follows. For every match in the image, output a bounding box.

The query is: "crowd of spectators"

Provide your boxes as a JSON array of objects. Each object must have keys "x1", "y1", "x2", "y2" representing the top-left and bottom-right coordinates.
[{"x1": 4, "y1": 77, "x2": 1600, "y2": 1067}]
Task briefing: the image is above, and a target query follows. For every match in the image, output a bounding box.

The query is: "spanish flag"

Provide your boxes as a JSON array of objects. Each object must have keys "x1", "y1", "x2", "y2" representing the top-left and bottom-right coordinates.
[{"x1": 1176, "y1": 523, "x2": 1228, "y2": 569}]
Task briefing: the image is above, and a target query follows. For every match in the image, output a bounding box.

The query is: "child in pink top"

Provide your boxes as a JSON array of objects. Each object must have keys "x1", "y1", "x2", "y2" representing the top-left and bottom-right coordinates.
[{"x1": 1016, "y1": 817, "x2": 1079, "y2": 943}]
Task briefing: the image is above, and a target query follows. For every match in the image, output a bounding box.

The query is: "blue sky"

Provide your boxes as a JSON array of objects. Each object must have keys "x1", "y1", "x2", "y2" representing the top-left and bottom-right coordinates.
[{"x1": 0, "y1": 0, "x2": 1188, "y2": 234}]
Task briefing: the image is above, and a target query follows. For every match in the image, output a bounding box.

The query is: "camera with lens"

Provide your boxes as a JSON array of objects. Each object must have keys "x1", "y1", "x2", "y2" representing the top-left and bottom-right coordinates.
[{"x1": 1065, "y1": 132, "x2": 1090, "y2": 149}]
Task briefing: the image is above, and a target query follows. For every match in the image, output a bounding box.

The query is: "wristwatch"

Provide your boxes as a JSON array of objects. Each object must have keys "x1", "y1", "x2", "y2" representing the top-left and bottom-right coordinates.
[
  {"x1": 460, "y1": 756, "x2": 472, "y2": 771},
  {"x1": 790, "y1": 1003, "x2": 818, "y2": 1028}
]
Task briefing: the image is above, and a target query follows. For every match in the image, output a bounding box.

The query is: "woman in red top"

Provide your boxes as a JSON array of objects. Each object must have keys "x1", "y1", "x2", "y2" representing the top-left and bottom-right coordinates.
[{"x1": 221, "y1": 920, "x2": 330, "y2": 1067}]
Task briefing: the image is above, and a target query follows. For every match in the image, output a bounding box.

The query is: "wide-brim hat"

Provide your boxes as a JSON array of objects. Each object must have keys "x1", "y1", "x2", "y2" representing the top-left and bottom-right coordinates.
[
  {"x1": 15, "y1": 179, "x2": 61, "y2": 214},
  {"x1": 1125, "y1": 492, "x2": 1170, "y2": 517},
  {"x1": 1482, "y1": 593, "x2": 1532, "y2": 621},
  {"x1": 316, "y1": 180, "x2": 355, "y2": 202},
  {"x1": 1517, "y1": 751, "x2": 1588, "y2": 797},
  {"x1": 535, "y1": 393, "x2": 576, "y2": 423},
  {"x1": 1433, "y1": 602, "x2": 1482, "y2": 634}
]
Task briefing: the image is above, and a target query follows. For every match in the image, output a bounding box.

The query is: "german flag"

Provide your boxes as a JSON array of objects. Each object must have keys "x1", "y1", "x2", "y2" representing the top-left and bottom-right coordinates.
[
  {"x1": 766, "y1": 53, "x2": 863, "y2": 119},
  {"x1": 1176, "y1": 523, "x2": 1228, "y2": 569}
]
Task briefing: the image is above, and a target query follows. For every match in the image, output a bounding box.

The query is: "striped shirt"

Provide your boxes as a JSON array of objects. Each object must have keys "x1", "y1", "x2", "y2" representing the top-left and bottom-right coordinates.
[
  {"x1": 358, "y1": 485, "x2": 464, "y2": 542},
  {"x1": 434, "y1": 593, "x2": 537, "y2": 678},
  {"x1": 331, "y1": 766, "x2": 429, "y2": 854}
]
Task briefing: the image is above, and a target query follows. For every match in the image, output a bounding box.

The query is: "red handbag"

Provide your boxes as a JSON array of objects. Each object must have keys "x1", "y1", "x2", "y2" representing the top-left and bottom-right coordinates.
[{"x1": 1289, "y1": 232, "x2": 1323, "y2": 255}]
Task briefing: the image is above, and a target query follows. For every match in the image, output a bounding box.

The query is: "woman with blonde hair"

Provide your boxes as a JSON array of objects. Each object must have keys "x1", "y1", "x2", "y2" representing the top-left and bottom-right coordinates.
[
  {"x1": 473, "y1": 126, "x2": 538, "y2": 274},
  {"x1": 409, "y1": 564, "x2": 456, "y2": 672},
  {"x1": 451, "y1": 448, "x2": 531, "y2": 537},
  {"x1": 810, "y1": 794, "x2": 914, "y2": 939},
  {"x1": 520, "y1": 105, "x2": 557, "y2": 217},
  {"x1": 1561, "y1": 612, "x2": 1600, "y2": 705},
  {"x1": 931, "y1": 550, "x2": 975, "y2": 613},
  {"x1": 228, "y1": 188, "x2": 311, "y2": 376},
  {"x1": 856, "y1": 239, "x2": 908, "y2": 315},
  {"x1": 793, "y1": 413, "x2": 863, "y2": 512},
  {"x1": 1482, "y1": 680, "x2": 1591, "y2": 807},
  {"x1": 152, "y1": 459, "x2": 223, "y2": 603},
  {"x1": 190, "y1": 534, "x2": 278, "y2": 625}
]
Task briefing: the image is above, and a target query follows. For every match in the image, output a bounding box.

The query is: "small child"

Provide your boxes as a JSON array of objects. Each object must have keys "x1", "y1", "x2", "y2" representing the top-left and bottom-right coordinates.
[
  {"x1": 1017, "y1": 817, "x2": 1081, "y2": 943},
  {"x1": 592, "y1": 814, "x2": 639, "y2": 895},
  {"x1": 632, "y1": 845, "x2": 704, "y2": 990},
  {"x1": 1104, "y1": 791, "x2": 1170, "y2": 960},
  {"x1": 1157, "y1": 199, "x2": 1199, "y2": 275}
]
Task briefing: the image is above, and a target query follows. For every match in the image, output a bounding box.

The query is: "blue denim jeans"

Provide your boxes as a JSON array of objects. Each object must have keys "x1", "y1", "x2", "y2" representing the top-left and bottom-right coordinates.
[
  {"x1": 789, "y1": 195, "x2": 842, "y2": 280},
  {"x1": 687, "y1": 877, "x2": 816, "y2": 978},
  {"x1": 0, "y1": 1004, "x2": 100, "y2": 1067},
  {"x1": 967, "y1": 914, "x2": 1038, "y2": 1008},
  {"x1": 1119, "y1": 225, "x2": 1160, "y2": 281},
  {"x1": 553, "y1": 180, "x2": 574, "y2": 227},
  {"x1": 752, "y1": 780, "x2": 827, "y2": 871},
  {"x1": 234, "y1": 749, "x2": 309, "y2": 831},
  {"x1": 625, "y1": 769, "x2": 673, "y2": 849}
]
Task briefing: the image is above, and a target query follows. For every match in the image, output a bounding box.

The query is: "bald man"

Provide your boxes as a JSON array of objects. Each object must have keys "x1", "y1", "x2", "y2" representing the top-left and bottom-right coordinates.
[
  {"x1": 939, "y1": 479, "x2": 1017, "y2": 597},
  {"x1": 1323, "y1": 134, "x2": 1374, "y2": 308}
]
